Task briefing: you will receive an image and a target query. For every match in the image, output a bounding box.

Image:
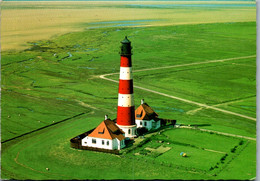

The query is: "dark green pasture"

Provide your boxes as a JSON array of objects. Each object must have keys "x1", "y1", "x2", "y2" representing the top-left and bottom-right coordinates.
[{"x1": 1, "y1": 21, "x2": 256, "y2": 180}]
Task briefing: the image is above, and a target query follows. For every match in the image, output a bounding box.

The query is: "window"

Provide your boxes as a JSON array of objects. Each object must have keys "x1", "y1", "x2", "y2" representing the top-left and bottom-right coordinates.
[
  {"x1": 102, "y1": 140, "x2": 104, "y2": 145},
  {"x1": 128, "y1": 129, "x2": 131, "y2": 134},
  {"x1": 98, "y1": 128, "x2": 104, "y2": 134},
  {"x1": 92, "y1": 139, "x2": 96, "y2": 144},
  {"x1": 140, "y1": 121, "x2": 142, "y2": 125},
  {"x1": 136, "y1": 110, "x2": 143, "y2": 118},
  {"x1": 144, "y1": 122, "x2": 147, "y2": 126},
  {"x1": 107, "y1": 141, "x2": 109, "y2": 145},
  {"x1": 152, "y1": 122, "x2": 156, "y2": 127}
]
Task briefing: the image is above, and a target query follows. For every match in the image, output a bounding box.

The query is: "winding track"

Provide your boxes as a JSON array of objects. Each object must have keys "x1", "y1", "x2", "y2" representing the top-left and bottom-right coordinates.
[{"x1": 99, "y1": 54, "x2": 256, "y2": 122}]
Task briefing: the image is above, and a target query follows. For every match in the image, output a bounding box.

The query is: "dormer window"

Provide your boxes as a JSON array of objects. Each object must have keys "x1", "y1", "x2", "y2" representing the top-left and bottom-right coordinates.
[
  {"x1": 98, "y1": 127, "x2": 104, "y2": 134},
  {"x1": 136, "y1": 110, "x2": 143, "y2": 118}
]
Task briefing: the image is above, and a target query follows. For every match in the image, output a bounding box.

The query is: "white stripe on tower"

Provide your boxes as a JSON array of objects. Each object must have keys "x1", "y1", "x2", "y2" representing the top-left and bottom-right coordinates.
[
  {"x1": 118, "y1": 94, "x2": 134, "y2": 107},
  {"x1": 119, "y1": 67, "x2": 133, "y2": 80}
]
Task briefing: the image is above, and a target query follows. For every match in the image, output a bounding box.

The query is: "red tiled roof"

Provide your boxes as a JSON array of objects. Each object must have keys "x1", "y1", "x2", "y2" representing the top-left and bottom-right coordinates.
[
  {"x1": 88, "y1": 119, "x2": 125, "y2": 141},
  {"x1": 135, "y1": 103, "x2": 158, "y2": 120}
]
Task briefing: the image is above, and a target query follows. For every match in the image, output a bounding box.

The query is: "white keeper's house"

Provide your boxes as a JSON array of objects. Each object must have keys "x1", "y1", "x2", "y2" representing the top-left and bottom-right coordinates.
[
  {"x1": 81, "y1": 116, "x2": 126, "y2": 150},
  {"x1": 135, "y1": 99, "x2": 161, "y2": 131}
]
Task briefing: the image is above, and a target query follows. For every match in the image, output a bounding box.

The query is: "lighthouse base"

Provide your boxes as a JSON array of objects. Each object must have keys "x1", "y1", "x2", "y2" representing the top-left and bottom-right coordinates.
[{"x1": 116, "y1": 124, "x2": 137, "y2": 138}]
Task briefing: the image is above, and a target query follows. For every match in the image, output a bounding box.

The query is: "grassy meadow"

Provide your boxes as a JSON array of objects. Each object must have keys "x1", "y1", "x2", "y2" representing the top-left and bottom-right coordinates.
[{"x1": 1, "y1": 1, "x2": 256, "y2": 180}]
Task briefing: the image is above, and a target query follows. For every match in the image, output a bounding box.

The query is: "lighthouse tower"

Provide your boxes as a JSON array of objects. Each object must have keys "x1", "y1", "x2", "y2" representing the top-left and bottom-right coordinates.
[{"x1": 116, "y1": 36, "x2": 137, "y2": 138}]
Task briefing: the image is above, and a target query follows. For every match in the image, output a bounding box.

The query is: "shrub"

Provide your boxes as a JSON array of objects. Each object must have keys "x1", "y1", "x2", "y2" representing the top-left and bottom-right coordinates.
[
  {"x1": 231, "y1": 145, "x2": 238, "y2": 153},
  {"x1": 221, "y1": 154, "x2": 228, "y2": 161},
  {"x1": 239, "y1": 140, "x2": 244, "y2": 145},
  {"x1": 137, "y1": 127, "x2": 148, "y2": 136}
]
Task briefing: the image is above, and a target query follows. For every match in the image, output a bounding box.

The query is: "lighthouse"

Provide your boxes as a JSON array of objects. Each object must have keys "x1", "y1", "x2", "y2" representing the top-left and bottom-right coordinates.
[{"x1": 116, "y1": 36, "x2": 137, "y2": 138}]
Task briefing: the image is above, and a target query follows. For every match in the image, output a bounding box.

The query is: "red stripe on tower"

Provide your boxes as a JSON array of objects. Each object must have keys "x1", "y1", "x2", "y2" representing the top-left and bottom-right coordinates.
[
  {"x1": 118, "y1": 80, "x2": 133, "y2": 94},
  {"x1": 120, "y1": 56, "x2": 132, "y2": 67},
  {"x1": 116, "y1": 36, "x2": 137, "y2": 138}
]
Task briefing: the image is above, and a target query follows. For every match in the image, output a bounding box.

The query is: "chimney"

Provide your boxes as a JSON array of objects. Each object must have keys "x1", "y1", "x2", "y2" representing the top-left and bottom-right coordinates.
[
  {"x1": 105, "y1": 115, "x2": 108, "y2": 120},
  {"x1": 141, "y1": 99, "x2": 144, "y2": 104}
]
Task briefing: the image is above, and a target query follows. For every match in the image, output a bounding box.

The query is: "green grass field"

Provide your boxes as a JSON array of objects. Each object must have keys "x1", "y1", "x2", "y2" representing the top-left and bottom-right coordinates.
[{"x1": 1, "y1": 1, "x2": 256, "y2": 180}]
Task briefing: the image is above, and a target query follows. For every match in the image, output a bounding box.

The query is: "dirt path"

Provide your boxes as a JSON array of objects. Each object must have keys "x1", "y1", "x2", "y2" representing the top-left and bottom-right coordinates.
[
  {"x1": 203, "y1": 148, "x2": 226, "y2": 154},
  {"x1": 100, "y1": 55, "x2": 256, "y2": 77},
  {"x1": 135, "y1": 85, "x2": 255, "y2": 121},
  {"x1": 99, "y1": 55, "x2": 256, "y2": 122},
  {"x1": 186, "y1": 107, "x2": 204, "y2": 115},
  {"x1": 198, "y1": 128, "x2": 256, "y2": 141},
  {"x1": 178, "y1": 126, "x2": 256, "y2": 141},
  {"x1": 74, "y1": 99, "x2": 98, "y2": 110},
  {"x1": 187, "y1": 95, "x2": 255, "y2": 115},
  {"x1": 133, "y1": 55, "x2": 256, "y2": 73}
]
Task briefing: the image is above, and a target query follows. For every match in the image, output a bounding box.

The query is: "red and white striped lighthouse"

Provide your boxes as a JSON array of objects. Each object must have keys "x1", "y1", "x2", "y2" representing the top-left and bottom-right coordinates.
[{"x1": 116, "y1": 36, "x2": 137, "y2": 138}]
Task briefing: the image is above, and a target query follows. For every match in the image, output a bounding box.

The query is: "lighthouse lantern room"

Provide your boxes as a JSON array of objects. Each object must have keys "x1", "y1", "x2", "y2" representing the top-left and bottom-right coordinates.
[{"x1": 116, "y1": 36, "x2": 137, "y2": 138}]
